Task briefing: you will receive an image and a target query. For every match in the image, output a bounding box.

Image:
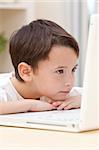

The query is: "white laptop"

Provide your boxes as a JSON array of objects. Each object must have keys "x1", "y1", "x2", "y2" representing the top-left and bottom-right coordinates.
[{"x1": 0, "y1": 14, "x2": 99, "y2": 132}]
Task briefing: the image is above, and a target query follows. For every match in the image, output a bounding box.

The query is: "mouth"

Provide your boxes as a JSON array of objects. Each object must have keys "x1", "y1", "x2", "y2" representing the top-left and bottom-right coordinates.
[
  {"x1": 59, "y1": 91, "x2": 70, "y2": 94},
  {"x1": 53, "y1": 91, "x2": 70, "y2": 101}
]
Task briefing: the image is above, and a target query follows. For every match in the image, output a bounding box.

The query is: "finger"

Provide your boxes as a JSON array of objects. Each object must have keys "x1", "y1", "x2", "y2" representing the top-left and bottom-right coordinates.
[
  {"x1": 57, "y1": 101, "x2": 71, "y2": 110},
  {"x1": 41, "y1": 101, "x2": 56, "y2": 110},
  {"x1": 65, "y1": 96, "x2": 81, "y2": 108},
  {"x1": 52, "y1": 101, "x2": 62, "y2": 107},
  {"x1": 64, "y1": 104, "x2": 74, "y2": 110},
  {"x1": 64, "y1": 101, "x2": 80, "y2": 110}
]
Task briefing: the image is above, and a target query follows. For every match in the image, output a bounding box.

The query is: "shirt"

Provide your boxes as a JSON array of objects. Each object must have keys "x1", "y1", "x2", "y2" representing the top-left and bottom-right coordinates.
[{"x1": 0, "y1": 72, "x2": 24, "y2": 102}]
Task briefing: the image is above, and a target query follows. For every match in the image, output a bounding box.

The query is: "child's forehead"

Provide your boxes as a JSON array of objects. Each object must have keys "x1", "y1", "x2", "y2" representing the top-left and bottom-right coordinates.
[
  {"x1": 37, "y1": 46, "x2": 78, "y2": 70},
  {"x1": 48, "y1": 45, "x2": 77, "y2": 60}
]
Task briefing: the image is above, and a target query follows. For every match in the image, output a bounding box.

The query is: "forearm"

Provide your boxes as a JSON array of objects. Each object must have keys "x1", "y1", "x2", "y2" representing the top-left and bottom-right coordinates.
[
  {"x1": 0, "y1": 100, "x2": 32, "y2": 115},
  {"x1": 0, "y1": 99, "x2": 55, "y2": 115}
]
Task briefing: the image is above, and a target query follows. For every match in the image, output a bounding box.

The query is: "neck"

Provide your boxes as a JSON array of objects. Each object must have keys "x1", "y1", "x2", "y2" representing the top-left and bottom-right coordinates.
[{"x1": 11, "y1": 76, "x2": 40, "y2": 99}]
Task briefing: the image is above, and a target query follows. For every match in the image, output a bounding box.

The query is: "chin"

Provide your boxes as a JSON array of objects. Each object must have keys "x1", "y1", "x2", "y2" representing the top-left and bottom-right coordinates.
[
  {"x1": 56, "y1": 98, "x2": 66, "y2": 101},
  {"x1": 52, "y1": 94, "x2": 68, "y2": 101},
  {"x1": 51, "y1": 96, "x2": 66, "y2": 101}
]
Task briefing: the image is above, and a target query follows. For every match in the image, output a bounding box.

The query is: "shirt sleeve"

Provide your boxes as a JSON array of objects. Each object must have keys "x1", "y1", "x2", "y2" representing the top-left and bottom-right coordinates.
[
  {"x1": 0, "y1": 88, "x2": 7, "y2": 102},
  {"x1": 69, "y1": 87, "x2": 83, "y2": 97}
]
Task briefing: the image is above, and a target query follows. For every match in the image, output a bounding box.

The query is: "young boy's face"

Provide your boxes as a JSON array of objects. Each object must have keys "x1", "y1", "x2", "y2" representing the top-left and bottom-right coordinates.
[{"x1": 32, "y1": 46, "x2": 78, "y2": 101}]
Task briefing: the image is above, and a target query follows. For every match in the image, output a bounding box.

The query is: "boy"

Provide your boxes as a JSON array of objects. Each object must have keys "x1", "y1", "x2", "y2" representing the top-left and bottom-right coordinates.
[{"x1": 0, "y1": 19, "x2": 82, "y2": 114}]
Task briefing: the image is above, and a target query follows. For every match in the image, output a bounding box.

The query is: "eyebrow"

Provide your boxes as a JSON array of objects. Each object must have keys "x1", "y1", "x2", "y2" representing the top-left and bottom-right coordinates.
[
  {"x1": 73, "y1": 64, "x2": 78, "y2": 68},
  {"x1": 55, "y1": 66, "x2": 68, "y2": 69},
  {"x1": 55, "y1": 64, "x2": 78, "y2": 69}
]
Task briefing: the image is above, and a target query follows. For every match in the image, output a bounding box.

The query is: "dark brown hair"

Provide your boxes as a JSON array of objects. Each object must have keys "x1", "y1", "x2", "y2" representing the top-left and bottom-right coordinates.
[{"x1": 9, "y1": 19, "x2": 79, "y2": 81}]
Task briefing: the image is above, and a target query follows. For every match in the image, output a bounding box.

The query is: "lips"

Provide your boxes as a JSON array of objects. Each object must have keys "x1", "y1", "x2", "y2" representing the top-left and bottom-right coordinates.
[{"x1": 60, "y1": 91, "x2": 70, "y2": 94}]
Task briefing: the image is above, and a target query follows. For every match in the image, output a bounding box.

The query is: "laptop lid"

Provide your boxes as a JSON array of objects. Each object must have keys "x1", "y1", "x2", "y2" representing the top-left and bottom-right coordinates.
[{"x1": 79, "y1": 14, "x2": 99, "y2": 130}]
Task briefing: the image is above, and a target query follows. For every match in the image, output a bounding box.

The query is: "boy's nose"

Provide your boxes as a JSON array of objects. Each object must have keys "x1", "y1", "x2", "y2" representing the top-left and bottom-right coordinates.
[
  {"x1": 64, "y1": 82, "x2": 73, "y2": 90},
  {"x1": 64, "y1": 75, "x2": 74, "y2": 88},
  {"x1": 64, "y1": 82, "x2": 71, "y2": 87}
]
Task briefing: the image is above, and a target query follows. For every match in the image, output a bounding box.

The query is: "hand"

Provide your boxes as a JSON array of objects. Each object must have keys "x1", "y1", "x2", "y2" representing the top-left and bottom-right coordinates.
[
  {"x1": 40, "y1": 96, "x2": 54, "y2": 104},
  {"x1": 52, "y1": 95, "x2": 81, "y2": 110},
  {"x1": 28, "y1": 100, "x2": 56, "y2": 112},
  {"x1": 40, "y1": 94, "x2": 81, "y2": 110}
]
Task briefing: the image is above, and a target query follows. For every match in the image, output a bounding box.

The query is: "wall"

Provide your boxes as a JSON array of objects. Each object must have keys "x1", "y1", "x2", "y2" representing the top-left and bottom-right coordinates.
[
  {"x1": 35, "y1": 1, "x2": 72, "y2": 33},
  {"x1": 0, "y1": 2, "x2": 35, "y2": 73}
]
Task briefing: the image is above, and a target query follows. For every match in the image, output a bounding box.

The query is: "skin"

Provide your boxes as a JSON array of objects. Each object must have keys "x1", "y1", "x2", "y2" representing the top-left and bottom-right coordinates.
[{"x1": 0, "y1": 45, "x2": 81, "y2": 114}]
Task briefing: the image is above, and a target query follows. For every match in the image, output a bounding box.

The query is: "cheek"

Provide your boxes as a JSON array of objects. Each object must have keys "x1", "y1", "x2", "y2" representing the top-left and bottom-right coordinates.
[
  {"x1": 72, "y1": 74, "x2": 76, "y2": 85},
  {"x1": 34, "y1": 71, "x2": 65, "y2": 97},
  {"x1": 38, "y1": 78, "x2": 62, "y2": 96}
]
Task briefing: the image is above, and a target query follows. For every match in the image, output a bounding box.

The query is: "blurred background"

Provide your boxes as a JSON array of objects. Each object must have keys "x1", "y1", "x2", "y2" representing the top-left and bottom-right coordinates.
[{"x1": 0, "y1": 0, "x2": 98, "y2": 86}]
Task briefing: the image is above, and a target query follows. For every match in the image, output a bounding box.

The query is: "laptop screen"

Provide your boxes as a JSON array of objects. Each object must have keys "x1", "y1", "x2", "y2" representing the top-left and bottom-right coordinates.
[{"x1": 80, "y1": 14, "x2": 99, "y2": 129}]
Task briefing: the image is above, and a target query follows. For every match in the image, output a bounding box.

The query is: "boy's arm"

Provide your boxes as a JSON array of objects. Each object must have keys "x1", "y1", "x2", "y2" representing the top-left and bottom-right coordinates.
[{"x1": 0, "y1": 100, "x2": 55, "y2": 115}]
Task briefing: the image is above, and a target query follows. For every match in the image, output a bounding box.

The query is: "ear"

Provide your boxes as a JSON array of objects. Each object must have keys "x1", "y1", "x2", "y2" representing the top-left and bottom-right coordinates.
[{"x1": 18, "y1": 62, "x2": 33, "y2": 82}]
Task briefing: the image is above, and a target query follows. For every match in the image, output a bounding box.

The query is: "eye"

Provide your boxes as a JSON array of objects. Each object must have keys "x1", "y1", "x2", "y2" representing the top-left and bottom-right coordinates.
[
  {"x1": 56, "y1": 69, "x2": 64, "y2": 74},
  {"x1": 72, "y1": 66, "x2": 77, "y2": 72}
]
